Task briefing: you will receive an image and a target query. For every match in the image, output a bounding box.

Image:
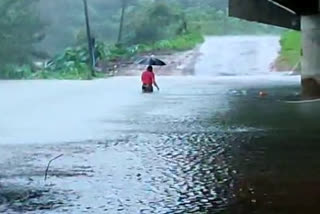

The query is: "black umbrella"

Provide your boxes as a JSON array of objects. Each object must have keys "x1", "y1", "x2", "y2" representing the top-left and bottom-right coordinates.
[{"x1": 136, "y1": 56, "x2": 166, "y2": 66}]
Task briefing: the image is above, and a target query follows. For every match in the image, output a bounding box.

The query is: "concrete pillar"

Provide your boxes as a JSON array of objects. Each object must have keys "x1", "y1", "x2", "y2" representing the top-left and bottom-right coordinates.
[{"x1": 301, "y1": 15, "x2": 320, "y2": 98}]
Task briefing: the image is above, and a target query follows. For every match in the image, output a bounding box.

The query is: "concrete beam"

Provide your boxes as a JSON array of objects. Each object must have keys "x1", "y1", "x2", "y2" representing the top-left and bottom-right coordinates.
[
  {"x1": 271, "y1": 0, "x2": 319, "y2": 15},
  {"x1": 229, "y1": 0, "x2": 301, "y2": 30}
]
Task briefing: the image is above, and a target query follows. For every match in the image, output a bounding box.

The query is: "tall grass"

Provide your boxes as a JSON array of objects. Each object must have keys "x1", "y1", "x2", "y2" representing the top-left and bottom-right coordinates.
[{"x1": 275, "y1": 31, "x2": 301, "y2": 71}]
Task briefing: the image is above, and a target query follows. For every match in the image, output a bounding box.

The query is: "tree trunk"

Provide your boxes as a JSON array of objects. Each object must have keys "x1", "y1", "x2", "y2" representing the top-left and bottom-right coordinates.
[
  {"x1": 117, "y1": 0, "x2": 126, "y2": 44},
  {"x1": 83, "y1": 0, "x2": 95, "y2": 78}
]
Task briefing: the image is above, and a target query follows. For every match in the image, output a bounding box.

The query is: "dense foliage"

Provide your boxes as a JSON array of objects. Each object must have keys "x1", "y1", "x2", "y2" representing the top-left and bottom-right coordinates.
[
  {"x1": 0, "y1": 0, "x2": 44, "y2": 78},
  {"x1": 37, "y1": 0, "x2": 282, "y2": 55},
  {"x1": 0, "y1": 0, "x2": 282, "y2": 79},
  {"x1": 274, "y1": 31, "x2": 301, "y2": 71}
]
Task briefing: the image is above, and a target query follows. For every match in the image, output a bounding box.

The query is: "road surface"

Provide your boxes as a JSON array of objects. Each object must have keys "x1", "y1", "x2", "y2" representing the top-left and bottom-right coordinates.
[{"x1": 1, "y1": 36, "x2": 320, "y2": 214}]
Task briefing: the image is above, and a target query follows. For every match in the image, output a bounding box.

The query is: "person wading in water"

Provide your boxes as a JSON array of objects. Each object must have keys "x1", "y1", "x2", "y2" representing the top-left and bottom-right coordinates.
[{"x1": 141, "y1": 65, "x2": 159, "y2": 93}]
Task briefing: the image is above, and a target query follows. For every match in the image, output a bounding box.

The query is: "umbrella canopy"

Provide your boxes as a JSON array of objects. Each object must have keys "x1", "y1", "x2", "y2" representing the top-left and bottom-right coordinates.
[{"x1": 135, "y1": 56, "x2": 166, "y2": 66}]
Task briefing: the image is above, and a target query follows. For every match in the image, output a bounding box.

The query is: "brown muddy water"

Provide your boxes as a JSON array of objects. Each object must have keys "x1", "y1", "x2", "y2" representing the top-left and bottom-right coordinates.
[{"x1": 1, "y1": 36, "x2": 319, "y2": 214}]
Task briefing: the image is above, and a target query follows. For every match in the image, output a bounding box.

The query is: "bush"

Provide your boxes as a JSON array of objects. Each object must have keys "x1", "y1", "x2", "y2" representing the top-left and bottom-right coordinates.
[
  {"x1": 0, "y1": 65, "x2": 33, "y2": 79},
  {"x1": 145, "y1": 32, "x2": 204, "y2": 52},
  {"x1": 279, "y1": 30, "x2": 301, "y2": 65},
  {"x1": 274, "y1": 30, "x2": 301, "y2": 71},
  {"x1": 3, "y1": 30, "x2": 204, "y2": 80}
]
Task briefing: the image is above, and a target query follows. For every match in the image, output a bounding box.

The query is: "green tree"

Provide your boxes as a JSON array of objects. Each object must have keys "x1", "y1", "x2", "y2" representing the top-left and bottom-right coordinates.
[
  {"x1": 125, "y1": 1, "x2": 185, "y2": 44},
  {"x1": 171, "y1": 0, "x2": 228, "y2": 9},
  {"x1": 117, "y1": 0, "x2": 138, "y2": 44},
  {"x1": 0, "y1": 0, "x2": 43, "y2": 70},
  {"x1": 117, "y1": 0, "x2": 127, "y2": 44}
]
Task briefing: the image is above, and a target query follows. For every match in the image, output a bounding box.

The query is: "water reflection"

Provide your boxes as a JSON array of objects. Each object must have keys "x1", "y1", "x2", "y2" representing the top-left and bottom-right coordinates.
[
  {"x1": 1, "y1": 36, "x2": 318, "y2": 213},
  {"x1": 219, "y1": 84, "x2": 320, "y2": 213}
]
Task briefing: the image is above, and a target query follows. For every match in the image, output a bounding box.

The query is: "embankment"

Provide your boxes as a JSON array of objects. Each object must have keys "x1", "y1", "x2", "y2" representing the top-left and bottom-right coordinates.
[{"x1": 273, "y1": 31, "x2": 301, "y2": 72}]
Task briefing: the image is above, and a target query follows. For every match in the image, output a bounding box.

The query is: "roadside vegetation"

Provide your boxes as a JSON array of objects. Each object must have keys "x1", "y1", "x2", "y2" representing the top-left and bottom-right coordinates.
[
  {"x1": 1, "y1": 32, "x2": 203, "y2": 80},
  {"x1": 1, "y1": 0, "x2": 282, "y2": 80},
  {"x1": 274, "y1": 30, "x2": 301, "y2": 71}
]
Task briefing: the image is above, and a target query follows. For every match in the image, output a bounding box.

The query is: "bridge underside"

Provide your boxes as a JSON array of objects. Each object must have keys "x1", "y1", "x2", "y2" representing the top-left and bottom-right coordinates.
[
  {"x1": 271, "y1": 1, "x2": 319, "y2": 15},
  {"x1": 229, "y1": 0, "x2": 320, "y2": 98},
  {"x1": 229, "y1": 0, "x2": 301, "y2": 30},
  {"x1": 229, "y1": 0, "x2": 319, "y2": 30}
]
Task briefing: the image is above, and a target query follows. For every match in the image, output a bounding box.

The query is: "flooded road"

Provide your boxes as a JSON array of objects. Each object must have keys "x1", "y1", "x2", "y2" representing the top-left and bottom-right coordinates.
[{"x1": 1, "y1": 36, "x2": 319, "y2": 214}]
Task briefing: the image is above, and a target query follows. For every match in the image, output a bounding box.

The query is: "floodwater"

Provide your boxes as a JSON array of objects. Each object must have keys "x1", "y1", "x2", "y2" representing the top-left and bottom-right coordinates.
[{"x1": 1, "y1": 36, "x2": 320, "y2": 214}]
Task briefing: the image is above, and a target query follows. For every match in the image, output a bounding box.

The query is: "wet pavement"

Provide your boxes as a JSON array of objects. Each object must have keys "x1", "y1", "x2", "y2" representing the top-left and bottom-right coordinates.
[{"x1": 1, "y1": 36, "x2": 320, "y2": 214}]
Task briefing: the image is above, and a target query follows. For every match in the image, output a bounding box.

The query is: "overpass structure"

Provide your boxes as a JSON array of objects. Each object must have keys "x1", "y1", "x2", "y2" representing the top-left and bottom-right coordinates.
[{"x1": 229, "y1": 0, "x2": 320, "y2": 97}]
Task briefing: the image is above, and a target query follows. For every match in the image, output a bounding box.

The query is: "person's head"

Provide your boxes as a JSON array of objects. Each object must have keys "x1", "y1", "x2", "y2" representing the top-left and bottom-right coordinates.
[{"x1": 147, "y1": 65, "x2": 153, "y2": 72}]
